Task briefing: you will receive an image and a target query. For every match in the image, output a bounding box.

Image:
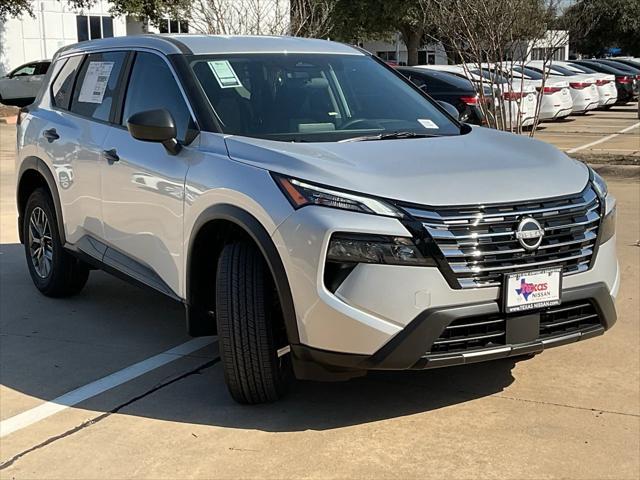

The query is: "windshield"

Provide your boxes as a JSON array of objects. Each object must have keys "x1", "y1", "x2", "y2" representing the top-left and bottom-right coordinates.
[{"x1": 190, "y1": 53, "x2": 460, "y2": 142}]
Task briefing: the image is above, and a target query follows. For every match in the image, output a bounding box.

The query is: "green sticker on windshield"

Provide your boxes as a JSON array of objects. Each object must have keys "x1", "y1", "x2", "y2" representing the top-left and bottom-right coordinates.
[{"x1": 208, "y1": 60, "x2": 243, "y2": 89}]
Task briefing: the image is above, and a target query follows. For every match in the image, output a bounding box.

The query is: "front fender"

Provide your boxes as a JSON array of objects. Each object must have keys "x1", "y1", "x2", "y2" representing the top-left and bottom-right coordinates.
[{"x1": 185, "y1": 203, "x2": 299, "y2": 344}]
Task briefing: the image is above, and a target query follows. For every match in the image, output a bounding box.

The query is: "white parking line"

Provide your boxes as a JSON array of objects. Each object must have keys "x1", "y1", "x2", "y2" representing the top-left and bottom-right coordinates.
[
  {"x1": 0, "y1": 336, "x2": 217, "y2": 438},
  {"x1": 566, "y1": 122, "x2": 640, "y2": 153}
]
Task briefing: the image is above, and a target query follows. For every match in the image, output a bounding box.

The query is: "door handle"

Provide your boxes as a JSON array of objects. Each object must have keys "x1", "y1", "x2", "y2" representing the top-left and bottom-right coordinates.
[
  {"x1": 103, "y1": 148, "x2": 120, "y2": 164},
  {"x1": 43, "y1": 128, "x2": 59, "y2": 142}
]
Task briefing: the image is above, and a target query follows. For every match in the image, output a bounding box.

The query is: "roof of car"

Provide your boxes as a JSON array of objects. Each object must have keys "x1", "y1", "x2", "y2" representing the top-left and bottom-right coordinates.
[
  {"x1": 56, "y1": 34, "x2": 363, "y2": 58},
  {"x1": 397, "y1": 67, "x2": 475, "y2": 90}
]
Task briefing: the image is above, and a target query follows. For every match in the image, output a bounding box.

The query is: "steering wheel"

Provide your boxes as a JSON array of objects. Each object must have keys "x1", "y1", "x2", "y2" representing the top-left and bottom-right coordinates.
[{"x1": 340, "y1": 118, "x2": 376, "y2": 130}]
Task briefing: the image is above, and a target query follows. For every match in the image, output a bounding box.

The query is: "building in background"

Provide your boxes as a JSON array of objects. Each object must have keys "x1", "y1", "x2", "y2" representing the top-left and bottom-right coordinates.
[
  {"x1": 509, "y1": 30, "x2": 570, "y2": 62},
  {"x1": 361, "y1": 30, "x2": 569, "y2": 66},
  {"x1": 0, "y1": 1, "x2": 126, "y2": 75},
  {"x1": 361, "y1": 37, "x2": 447, "y2": 66},
  {"x1": 0, "y1": 0, "x2": 290, "y2": 75}
]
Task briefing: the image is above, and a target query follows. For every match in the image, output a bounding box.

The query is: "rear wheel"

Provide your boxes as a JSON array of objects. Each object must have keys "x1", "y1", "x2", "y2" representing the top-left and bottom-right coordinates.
[
  {"x1": 215, "y1": 242, "x2": 290, "y2": 404},
  {"x1": 23, "y1": 188, "x2": 89, "y2": 297}
]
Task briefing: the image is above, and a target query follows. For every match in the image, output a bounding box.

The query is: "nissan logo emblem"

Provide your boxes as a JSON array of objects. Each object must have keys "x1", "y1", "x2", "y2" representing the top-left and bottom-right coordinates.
[{"x1": 516, "y1": 217, "x2": 545, "y2": 251}]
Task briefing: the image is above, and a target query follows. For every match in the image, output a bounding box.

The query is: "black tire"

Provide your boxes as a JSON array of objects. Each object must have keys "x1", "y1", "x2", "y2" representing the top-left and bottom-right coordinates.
[
  {"x1": 215, "y1": 242, "x2": 290, "y2": 404},
  {"x1": 23, "y1": 188, "x2": 89, "y2": 297}
]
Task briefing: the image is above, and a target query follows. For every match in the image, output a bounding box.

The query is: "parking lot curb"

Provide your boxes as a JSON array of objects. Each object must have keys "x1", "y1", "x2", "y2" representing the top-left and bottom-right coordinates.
[{"x1": 588, "y1": 164, "x2": 640, "y2": 180}]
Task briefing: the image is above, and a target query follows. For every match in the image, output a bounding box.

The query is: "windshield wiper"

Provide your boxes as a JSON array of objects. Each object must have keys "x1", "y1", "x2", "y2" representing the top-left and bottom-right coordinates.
[{"x1": 339, "y1": 131, "x2": 440, "y2": 143}]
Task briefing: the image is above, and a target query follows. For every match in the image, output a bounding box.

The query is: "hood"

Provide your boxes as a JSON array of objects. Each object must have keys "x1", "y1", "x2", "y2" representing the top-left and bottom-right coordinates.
[{"x1": 221, "y1": 127, "x2": 589, "y2": 206}]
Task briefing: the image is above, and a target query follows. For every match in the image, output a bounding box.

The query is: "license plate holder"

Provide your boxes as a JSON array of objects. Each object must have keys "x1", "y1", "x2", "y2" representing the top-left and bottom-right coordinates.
[{"x1": 503, "y1": 267, "x2": 562, "y2": 314}]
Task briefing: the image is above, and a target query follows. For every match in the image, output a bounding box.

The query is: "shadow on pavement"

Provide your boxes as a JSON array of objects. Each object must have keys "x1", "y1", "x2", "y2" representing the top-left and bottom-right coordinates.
[
  {"x1": 1, "y1": 242, "x2": 520, "y2": 432},
  {"x1": 116, "y1": 357, "x2": 519, "y2": 432}
]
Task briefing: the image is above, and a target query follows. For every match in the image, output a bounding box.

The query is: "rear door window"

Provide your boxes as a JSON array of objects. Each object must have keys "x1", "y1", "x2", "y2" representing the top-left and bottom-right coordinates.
[
  {"x1": 420, "y1": 75, "x2": 448, "y2": 93},
  {"x1": 406, "y1": 74, "x2": 428, "y2": 90},
  {"x1": 70, "y1": 51, "x2": 128, "y2": 123},
  {"x1": 36, "y1": 62, "x2": 51, "y2": 75},
  {"x1": 51, "y1": 55, "x2": 84, "y2": 110}
]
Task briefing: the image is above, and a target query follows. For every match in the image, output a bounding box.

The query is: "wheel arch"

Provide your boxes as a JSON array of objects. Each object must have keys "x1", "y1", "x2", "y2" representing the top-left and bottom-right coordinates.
[
  {"x1": 17, "y1": 156, "x2": 65, "y2": 245},
  {"x1": 186, "y1": 204, "x2": 299, "y2": 344}
]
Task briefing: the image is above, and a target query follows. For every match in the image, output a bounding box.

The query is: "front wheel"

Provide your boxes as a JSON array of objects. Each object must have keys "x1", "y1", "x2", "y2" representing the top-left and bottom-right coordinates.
[
  {"x1": 215, "y1": 242, "x2": 290, "y2": 404},
  {"x1": 23, "y1": 188, "x2": 89, "y2": 297}
]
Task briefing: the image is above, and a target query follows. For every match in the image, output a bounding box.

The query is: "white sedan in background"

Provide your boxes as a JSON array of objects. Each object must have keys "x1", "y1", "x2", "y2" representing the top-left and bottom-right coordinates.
[
  {"x1": 418, "y1": 64, "x2": 537, "y2": 127},
  {"x1": 526, "y1": 60, "x2": 608, "y2": 111},
  {"x1": 480, "y1": 63, "x2": 573, "y2": 121},
  {"x1": 0, "y1": 60, "x2": 51, "y2": 107},
  {"x1": 548, "y1": 61, "x2": 618, "y2": 108}
]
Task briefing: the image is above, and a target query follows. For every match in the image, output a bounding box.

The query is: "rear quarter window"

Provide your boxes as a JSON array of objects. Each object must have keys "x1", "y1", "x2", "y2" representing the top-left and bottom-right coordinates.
[{"x1": 50, "y1": 55, "x2": 84, "y2": 110}]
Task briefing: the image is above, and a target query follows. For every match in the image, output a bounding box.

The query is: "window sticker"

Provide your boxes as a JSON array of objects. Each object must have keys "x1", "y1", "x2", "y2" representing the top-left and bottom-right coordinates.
[
  {"x1": 78, "y1": 62, "x2": 115, "y2": 103},
  {"x1": 418, "y1": 118, "x2": 439, "y2": 129},
  {"x1": 208, "y1": 60, "x2": 243, "y2": 89}
]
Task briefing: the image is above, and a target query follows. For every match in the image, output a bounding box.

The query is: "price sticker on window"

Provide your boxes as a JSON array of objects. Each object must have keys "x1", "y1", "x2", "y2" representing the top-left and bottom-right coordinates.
[
  {"x1": 77, "y1": 62, "x2": 114, "y2": 103},
  {"x1": 208, "y1": 60, "x2": 243, "y2": 89}
]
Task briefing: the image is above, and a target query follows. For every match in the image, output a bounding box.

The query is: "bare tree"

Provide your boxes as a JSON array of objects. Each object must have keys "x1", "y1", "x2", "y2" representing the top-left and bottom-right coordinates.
[
  {"x1": 289, "y1": 0, "x2": 335, "y2": 38},
  {"x1": 423, "y1": 0, "x2": 593, "y2": 135},
  {"x1": 188, "y1": 0, "x2": 290, "y2": 35}
]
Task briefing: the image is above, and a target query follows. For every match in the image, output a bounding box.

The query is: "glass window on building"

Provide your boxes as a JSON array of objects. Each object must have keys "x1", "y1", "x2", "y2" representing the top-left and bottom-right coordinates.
[
  {"x1": 159, "y1": 18, "x2": 188, "y2": 33},
  {"x1": 77, "y1": 16, "x2": 115, "y2": 41}
]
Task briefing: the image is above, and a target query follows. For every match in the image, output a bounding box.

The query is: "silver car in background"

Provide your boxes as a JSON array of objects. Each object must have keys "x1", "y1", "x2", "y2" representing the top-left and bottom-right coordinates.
[
  {"x1": 0, "y1": 60, "x2": 50, "y2": 107},
  {"x1": 16, "y1": 35, "x2": 619, "y2": 404}
]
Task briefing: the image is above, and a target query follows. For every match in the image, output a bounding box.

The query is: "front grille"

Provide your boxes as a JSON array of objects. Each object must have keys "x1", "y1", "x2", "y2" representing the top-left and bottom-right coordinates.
[
  {"x1": 428, "y1": 301, "x2": 602, "y2": 355},
  {"x1": 430, "y1": 315, "x2": 506, "y2": 354},
  {"x1": 402, "y1": 187, "x2": 601, "y2": 288},
  {"x1": 539, "y1": 301, "x2": 600, "y2": 338}
]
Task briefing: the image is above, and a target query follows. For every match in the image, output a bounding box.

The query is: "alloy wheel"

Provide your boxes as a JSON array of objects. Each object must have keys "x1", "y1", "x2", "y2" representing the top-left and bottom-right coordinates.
[{"x1": 28, "y1": 207, "x2": 53, "y2": 278}]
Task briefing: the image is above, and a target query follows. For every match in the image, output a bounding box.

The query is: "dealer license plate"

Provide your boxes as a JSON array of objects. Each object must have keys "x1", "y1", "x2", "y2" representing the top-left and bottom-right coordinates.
[{"x1": 504, "y1": 267, "x2": 562, "y2": 313}]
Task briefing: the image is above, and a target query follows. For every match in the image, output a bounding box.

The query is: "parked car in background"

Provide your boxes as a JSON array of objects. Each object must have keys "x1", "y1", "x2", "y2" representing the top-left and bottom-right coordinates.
[
  {"x1": 570, "y1": 60, "x2": 638, "y2": 103},
  {"x1": 483, "y1": 64, "x2": 573, "y2": 121},
  {"x1": 397, "y1": 67, "x2": 487, "y2": 125},
  {"x1": 421, "y1": 64, "x2": 537, "y2": 127},
  {"x1": 610, "y1": 57, "x2": 640, "y2": 70},
  {"x1": 0, "y1": 60, "x2": 51, "y2": 106},
  {"x1": 589, "y1": 59, "x2": 640, "y2": 95},
  {"x1": 591, "y1": 58, "x2": 640, "y2": 78},
  {"x1": 555, "y1": 61, "x2": 627, "y2": 106},
  {"x1": 546, "y1": 62, "x2": 617, "y2": 108},
  {"x1": 525, "y1": 61, "x2": 599, "y2": 112}
]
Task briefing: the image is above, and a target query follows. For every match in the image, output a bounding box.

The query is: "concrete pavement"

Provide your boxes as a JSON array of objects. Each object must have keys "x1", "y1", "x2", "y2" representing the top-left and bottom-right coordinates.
[
  {"x1": 0, "y1": 122, "x2": 638, "y2": 479},
  {"x1": 531, "y1": 102, "x2": 639, "y2": 157}
]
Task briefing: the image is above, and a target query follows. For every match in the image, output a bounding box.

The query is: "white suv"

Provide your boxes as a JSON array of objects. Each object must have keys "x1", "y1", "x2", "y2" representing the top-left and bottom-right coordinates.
[{"x1": 16, "y1": 35, "x2": 619, "y2": 404}]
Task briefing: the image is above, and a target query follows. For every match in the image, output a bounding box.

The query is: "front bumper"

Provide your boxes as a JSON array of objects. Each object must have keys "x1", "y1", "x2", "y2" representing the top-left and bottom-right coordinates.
[
  {"x1": 291, "y1": 282, "x2": 616, "y2": 377},
  {"x1": 273, "y1": 203, "x2": 619, "y2": 363}
]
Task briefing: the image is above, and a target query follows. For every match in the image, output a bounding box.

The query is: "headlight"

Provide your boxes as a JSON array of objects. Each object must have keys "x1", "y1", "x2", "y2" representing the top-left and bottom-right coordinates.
[
  {"x1": 589, "y1": 167, "x2": 608, "y2": 199},
  {"x1": 273, "y1": 175, "x2": 404, "y2": 218},
  {"x1": 327, "y1": 233, "x2": 435, "y2": 266},
  {"x1": 588, "y1": 166, "x2": 616, "y2": 244},
  {"x1": 599, "y1": 196, "x2": 616, "y2": 245}
]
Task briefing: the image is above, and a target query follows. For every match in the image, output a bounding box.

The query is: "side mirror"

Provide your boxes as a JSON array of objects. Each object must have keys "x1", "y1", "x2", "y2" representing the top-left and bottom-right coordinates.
[
  {"x1": 437, "y1": 100, "x2": 460, "y2": 121},
  {"x1": 127, "y1": 109, "x2": 181, "y2": 155}
]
